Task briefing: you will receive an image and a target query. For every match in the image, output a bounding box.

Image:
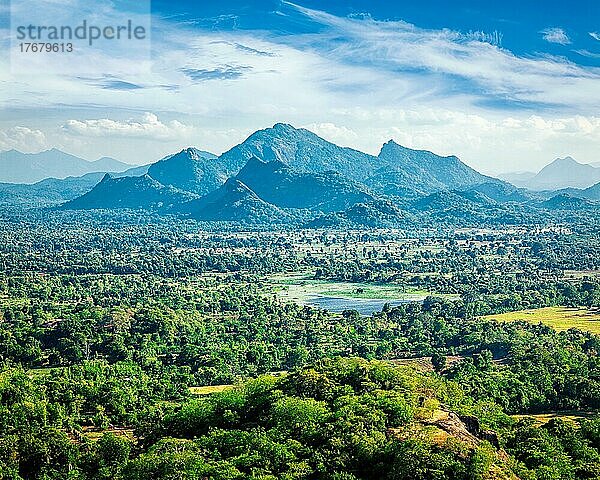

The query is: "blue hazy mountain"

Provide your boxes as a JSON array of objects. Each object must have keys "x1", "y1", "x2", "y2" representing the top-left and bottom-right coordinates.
[
  {"x1": 0, "y1": 172, "x2": 105, "y2": 207},
  {"x1": 307, "y1": 200, "x2": 415, "y2": 228},
  {"x1": 147, "y1": 148, "x2": 221, "y2": 195},
  {"x1": 503, "y1": 157, "x2": 600, "y2": 191},
  {"x1": 218, "y1": 125, "x2": 493, "y2": 198},
  {"x1": 54, "y1": 122, "x2": 596, "y2": 222},
  {"x1": 55, "y1": 148, "x2": 225, "y2": 212},
  {"x1": 367, "y1": 140, "x2": 499, "y2": 196},
  {"x1": 178, "y1": 178, "x2": 289, "y2": 222},
  {"x1": 463, "y1": 182, "x2": 536, "y2": 203},
  {"x1": 60, "y1": 174, "x2": 197, "y2": 210},
  {"x1": 0, "y1": 148, "x2": 134, "y2": 184},
  {"x1": 235, "y1": 157, "x2": 375, "y2": 212},
  {"x1": 542, "y1": 193, "x2": 599, "y2": 210},
  {"x1": 218, "y1": 123, "x2": 380, "y2": 181},
  {"x1": 0, "y1": 164, "x2": 153, "y2": 207}
]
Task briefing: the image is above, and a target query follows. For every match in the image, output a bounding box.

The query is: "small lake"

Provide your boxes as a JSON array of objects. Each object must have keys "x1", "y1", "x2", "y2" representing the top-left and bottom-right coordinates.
[{"x1": 305, "y1": 295, "x2": 416, "y2": 315}]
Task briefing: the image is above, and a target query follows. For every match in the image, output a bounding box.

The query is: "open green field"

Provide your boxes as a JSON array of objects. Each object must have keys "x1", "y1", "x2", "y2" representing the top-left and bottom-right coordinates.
[
  {"x1": 484, "y1": 307, "x2": 600, "y2": 335},
  {"x1": 268, "y1": 271, "x2": 435, "y2": 303},
  {"x1": 189, "y1": 385, "x2": 232, "y2": 395},
  {"x1": 513, "y1": 411, "x2": 598, "y2": 426}
]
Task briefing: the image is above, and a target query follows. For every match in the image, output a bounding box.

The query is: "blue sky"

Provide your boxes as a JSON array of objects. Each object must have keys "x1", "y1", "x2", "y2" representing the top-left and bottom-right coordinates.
[
  {"x1": 154, "y1": 0, "x2": 600, "y2": 67},
  {"x1": 1, "y1": 0, "x2": 599, "y2": 173}
]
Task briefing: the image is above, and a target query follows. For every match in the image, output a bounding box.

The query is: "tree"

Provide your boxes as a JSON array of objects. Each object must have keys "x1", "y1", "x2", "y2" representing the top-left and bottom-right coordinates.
[{"x1": 432, "y1": 352, "x2": 447, "y2": 372}]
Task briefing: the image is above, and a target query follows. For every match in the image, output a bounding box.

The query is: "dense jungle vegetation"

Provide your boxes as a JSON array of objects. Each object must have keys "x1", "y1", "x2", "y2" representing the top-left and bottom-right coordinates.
[{"x1": 0, "y1": 211, "x2": 599, "y2": 479}]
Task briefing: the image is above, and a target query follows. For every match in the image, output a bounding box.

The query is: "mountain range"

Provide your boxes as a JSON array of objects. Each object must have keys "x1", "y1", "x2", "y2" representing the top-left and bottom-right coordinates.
[
  {"x1": 146, "y1": 148, "x2": 222, "y2": 195},
  {"x1": 57, "y1": 123, "x2": 501, "y2": 221},
  {"x1": 0, "y1": 164, "x2": 150, "y2": 207},
  {"x1": 0, "y1": 148, "x2": 138, "y2": 184},
  {"x1": 61, "y1": 173, "x2": 198, "y2": 210},
  {"x1": 3, "y1": 123, "x2": 599, "y2": 223},
  {"x1": 499, "y1": 157, "x2": 600, "y2": 190},
  {"x1": 177, "y1": 178, "x2": 290, "y2": 222}
]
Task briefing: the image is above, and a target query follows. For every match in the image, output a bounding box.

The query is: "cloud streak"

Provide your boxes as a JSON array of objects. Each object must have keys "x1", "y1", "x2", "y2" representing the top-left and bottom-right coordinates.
[
  {"x1": 540, "y1": 27, "x2": 571, "y2": 45},
  {"x1": 1, "y1": 1, "x2": 599, "y2": 170},
  {"x1": 181, "y1": 65, "x2": 252, "y2": 81},
  {"x1": 282, "y1": 4, "x2": 598, "y2": 111}
]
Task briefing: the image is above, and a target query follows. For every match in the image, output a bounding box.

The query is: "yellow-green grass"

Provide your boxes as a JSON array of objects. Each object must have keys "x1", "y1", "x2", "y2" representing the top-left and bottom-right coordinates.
[
  {"x1": 392, "y1": 355, "x2": 465, "y2": 371},
  {"x1": 189, "y1": 385, "x2": 232, "y2": 395},
  {"x1": 80, "y1": 427, "x2": 136, "y2": 441},
  {"x1": 27, "y1": 366, "x2": 66, "y2": 377},
  {"x1": 513, "y1": 411, "x2": 597, "y2": 426},
  {"x1": 484, "y1": 307, "x2": 600, "y2": 335},
  {"x1": 0, "y1": 296, "x2": 30, "y2": 308}
]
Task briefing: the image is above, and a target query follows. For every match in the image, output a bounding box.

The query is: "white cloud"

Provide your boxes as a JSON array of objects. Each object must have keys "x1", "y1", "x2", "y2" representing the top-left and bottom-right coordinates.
[
  {"x1": 301, "y1": 110, "x2": 600, "y2": 174},
  {"x1": 575, "y1": 49, "x2": 600, "y2": 59},
  {"x1": 62, "y1": 113, "x2": 196, "y2": 140},
  {"x1": 0, "y1": 126, "x2": 48, "y2": 152},
  {"x1": 303, "y1": 122, "x2": 359, "y2": 147},
  {"x1": 280, "y1": 4, "x2": 599, "y2": 112},
  {"x1": 590, "y1": 32, "x2": 600, "y2": 41},
  {"x1": 540, "y1": 27, "x2": 571, "y2": 45},
  {"x1": 1, "y1": 2, "x2": 599, "y2": 170}
]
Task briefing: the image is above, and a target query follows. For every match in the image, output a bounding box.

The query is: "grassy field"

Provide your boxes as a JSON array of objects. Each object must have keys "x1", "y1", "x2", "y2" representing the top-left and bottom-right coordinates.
[
  {"x1": 513, "y1": 411, "x2": 597, "y2": 426},
  {"x1": 391, "y1": 356, "x2": 465, "y2": 372},
  {"x1": 268, "y1": 271, "x2": 433, "y2": 303},
  {"x1": 484, "y1": 307, "x2": 600, "y2": 335},
  {"x1": 189, "y1": 385, "x2": 232, "y2": 395}
]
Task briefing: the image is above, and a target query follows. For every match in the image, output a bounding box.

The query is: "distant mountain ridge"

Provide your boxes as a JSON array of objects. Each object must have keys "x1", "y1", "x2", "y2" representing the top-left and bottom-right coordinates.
[
  {"x1": 52, "y1": 123, "x2": 546, "y2": 223},
  {"x1": 9, "y1": 122, "x2": 598, "y2": 223},
  {"x1": 147, "y1": 148, "x2": 222, "y2": 195},
  {"x1": 498, "y1": 171, "x2": 536, "y2": 186},
  {"x1": 0, "y1": 172, "x2": 105, "y2": 207},
  {"x1": 61, "y1": 174, "x2": 197, "y2": 210},
  {"x1": 178, "y1": 178, "x2": 289, "y2": 223},
  {"x1": 531, "y1": 157, "x2": 600, "y2": 190},
  {"x1": 0, "y1": 148, "x2": 135, "y2": 184},
  {"x1": 235, "y1": 157, "x2": 375, "y2": 212},
  {"x1": 368, "y1": 140, "x2": 498, "y2": 196},
  {"x1": 500, "y1": 157, "x2": 600, "y2": 190}
]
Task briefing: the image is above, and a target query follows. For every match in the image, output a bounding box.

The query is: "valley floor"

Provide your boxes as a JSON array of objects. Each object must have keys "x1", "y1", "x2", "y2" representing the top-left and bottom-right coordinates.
[{"x1": 484, "y1": 306, "x2": 600, "y2": 335}]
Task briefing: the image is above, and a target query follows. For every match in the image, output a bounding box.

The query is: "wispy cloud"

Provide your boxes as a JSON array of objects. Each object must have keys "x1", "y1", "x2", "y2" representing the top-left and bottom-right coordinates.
[
  {"x1": 210, "y1": 41, "x2": 277, "y2": 57},
  {"x1": 181, "y1": 65, "x2": 252, "y2": 81},
  {"x1": 98, "y1": 80, "x2": 144, "y2": 91},
  {"x1": 282, "y1": 4, "x2": 598, "y2": 110},
  {"x1": 575, "y1": 49, "x2": 600, "y2": 59},
  {"x1": 2, "y1": 1, "x2": 599, "y2": 169},
  {"x1": 540, "y1": 27, "x2": 571, "y2": 45},
  {"x1": 463, "y1": 30, "x2": 503, "y2": 46},
  {"x1": 590, "y1": 32, "x2": 600, "y2": 42},
  {"x1": 76, "y1": 76, "x2": 145, "y2": 91}
]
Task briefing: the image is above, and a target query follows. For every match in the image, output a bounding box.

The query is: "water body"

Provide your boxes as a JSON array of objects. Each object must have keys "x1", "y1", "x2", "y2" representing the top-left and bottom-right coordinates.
[{"x1": 305, "y1": 295, "x2": 416, "y2": 316}]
